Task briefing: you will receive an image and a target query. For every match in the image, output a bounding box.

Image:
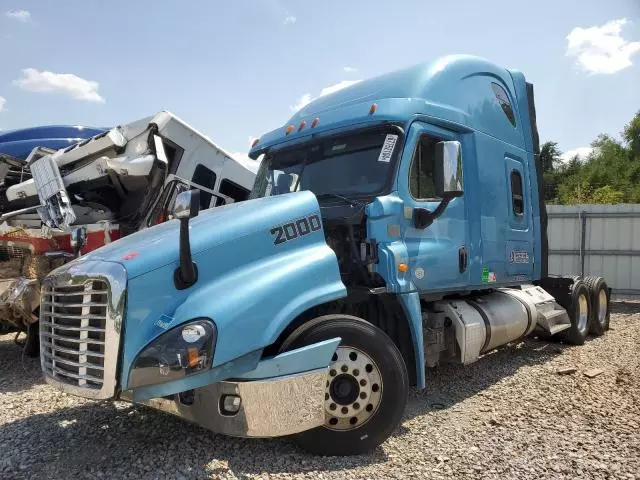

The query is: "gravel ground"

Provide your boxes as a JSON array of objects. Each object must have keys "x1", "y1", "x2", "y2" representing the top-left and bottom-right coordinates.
[{"x1": 1, "y1": 302, "x2": 639, "y2": 480}]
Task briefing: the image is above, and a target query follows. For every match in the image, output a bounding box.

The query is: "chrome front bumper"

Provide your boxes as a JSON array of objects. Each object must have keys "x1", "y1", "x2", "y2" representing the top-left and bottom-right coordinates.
[{"x1": 127, "y1": 368, "x2": 327, "y2": 438}]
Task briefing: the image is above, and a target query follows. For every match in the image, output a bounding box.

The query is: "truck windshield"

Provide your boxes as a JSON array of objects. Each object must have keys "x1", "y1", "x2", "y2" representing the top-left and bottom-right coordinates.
[{"x1": 250, "y1": 129, "x2": 399, "y2": 199}]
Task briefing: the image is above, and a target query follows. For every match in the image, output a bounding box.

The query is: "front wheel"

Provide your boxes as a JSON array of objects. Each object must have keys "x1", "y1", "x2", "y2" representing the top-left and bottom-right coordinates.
[
  {"x1": 24, "y1": 320, "x2": 40, "y2": 358},
  {"x1": 279, "y1": 315, "x2": 409, "y2": 456}
]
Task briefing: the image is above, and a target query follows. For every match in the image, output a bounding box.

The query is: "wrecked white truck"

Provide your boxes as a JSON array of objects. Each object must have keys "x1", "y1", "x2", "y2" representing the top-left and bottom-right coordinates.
[{"x1": 0, "y1": 112, "x2": 257, "y2": 355}]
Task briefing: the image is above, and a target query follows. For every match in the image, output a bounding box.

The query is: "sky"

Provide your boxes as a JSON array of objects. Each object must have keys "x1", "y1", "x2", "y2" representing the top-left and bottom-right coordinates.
[{"x1": 0, "y1": 0, "x2": 639, "y2": 163}]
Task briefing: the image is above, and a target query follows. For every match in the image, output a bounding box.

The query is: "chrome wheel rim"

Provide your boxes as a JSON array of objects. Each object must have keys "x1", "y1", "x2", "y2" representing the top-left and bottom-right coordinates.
[
  {"x1": 598, "y1": 289, "x2": 608, "y2": 324},
  {"x1": 324, "y1": 346, "x2": 383, "y2": 431},
  {"x1": 577, "y1": 293, "x2": 589, "y2": 333}
]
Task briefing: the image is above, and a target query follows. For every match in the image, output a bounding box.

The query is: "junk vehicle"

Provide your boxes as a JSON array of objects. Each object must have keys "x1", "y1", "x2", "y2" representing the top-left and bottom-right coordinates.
[
  {"x1": 39, "y1": 56, "x2": 611, "y2": 456},
  {"x1": 0, "y1": 112, "x2": 256, "y2": 355},
  {"x1": 0, "y1": 125, "x2": 106, "y2": 335}
]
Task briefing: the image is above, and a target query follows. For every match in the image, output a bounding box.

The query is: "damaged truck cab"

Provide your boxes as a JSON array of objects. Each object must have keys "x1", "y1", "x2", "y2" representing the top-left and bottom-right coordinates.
[{"x1": 39, "y1": 55, "x2": 611, "y2": 456}]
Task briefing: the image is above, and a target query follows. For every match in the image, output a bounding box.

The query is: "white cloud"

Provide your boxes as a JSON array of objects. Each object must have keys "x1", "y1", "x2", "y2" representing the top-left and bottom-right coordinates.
[
  {"x1": 560, "y1": 147, "x2": 594, "y2": 162},
  {"x1": 13, "y1": 68, "x2": 105, "y2": 103},
  {"x1": 283, "y1": 15, "x2": 296, "y2": 25},
  {"x1": 0, "y1": 97, "x2": 5, "y2": 113},
  {"x1": 566, "y1": 18, "x2": 640, "y2": 74},
  {"x1": 290, "y1": 80, "x2": 361, "y2": 112},
  {"x1": 343, "y1": 66, "x2": 358, "y2": 72},
  {"x1": 5, "y1": 9, "x2": 31, "y2": 22}
]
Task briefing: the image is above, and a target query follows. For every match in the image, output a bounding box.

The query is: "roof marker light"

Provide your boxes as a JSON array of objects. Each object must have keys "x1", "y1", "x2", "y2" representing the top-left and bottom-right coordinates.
[
  {"x1": 298, "y1": 120, "x2": 307, "y2": 131},
  {"x1": 251, "y1": 138, "x2": 259, "y2": 148},
  {"x1": 311, "y1": 118, "x2": 320, "y2": 128},
  {"x1": 369, "y1": 103, "x2": 378, "y2": 115},
  {"x1": 285, "y1": 125, "x2": 295, "y2": 135}
]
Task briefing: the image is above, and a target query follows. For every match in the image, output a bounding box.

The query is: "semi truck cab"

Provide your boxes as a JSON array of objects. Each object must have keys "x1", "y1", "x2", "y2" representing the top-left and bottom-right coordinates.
[{"x1": 38, "y1": 55, "x2": 611, "y2": 456}]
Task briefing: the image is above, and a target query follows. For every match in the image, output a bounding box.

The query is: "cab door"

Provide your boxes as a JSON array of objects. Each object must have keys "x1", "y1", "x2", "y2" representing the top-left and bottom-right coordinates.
[
  {"x1": 396, "y1": 122, "x2": 470, "y2": 292},
  {"x1": 504, "y1": 156, "x2": 534, "y2": 278}
]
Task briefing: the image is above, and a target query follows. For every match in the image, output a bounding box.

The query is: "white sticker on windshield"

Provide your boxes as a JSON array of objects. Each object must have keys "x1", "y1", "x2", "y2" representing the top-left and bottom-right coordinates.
[{"x1": 378, "y1": 134, "x2": 398, "y2": 163}]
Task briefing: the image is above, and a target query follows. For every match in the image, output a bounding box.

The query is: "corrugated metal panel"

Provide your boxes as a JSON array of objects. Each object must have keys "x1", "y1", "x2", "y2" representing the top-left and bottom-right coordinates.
[{"x1": 546, "y1": 204, "x2": 640, "y2": 294}]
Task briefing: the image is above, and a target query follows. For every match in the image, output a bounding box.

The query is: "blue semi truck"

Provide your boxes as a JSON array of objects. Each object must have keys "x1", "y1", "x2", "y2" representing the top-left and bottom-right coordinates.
[{"x1": 39, "y1": 55, "x2": 610, "y2": 455}]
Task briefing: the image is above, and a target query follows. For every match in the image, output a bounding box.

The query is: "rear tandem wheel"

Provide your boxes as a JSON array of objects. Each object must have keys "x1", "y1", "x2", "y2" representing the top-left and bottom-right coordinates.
[
  {"x1": 560, "y1": 279, "x2": 592, "y2": 345},
  {"x1": 583, "y1": 275, "x2": 610, "y2": 336}
]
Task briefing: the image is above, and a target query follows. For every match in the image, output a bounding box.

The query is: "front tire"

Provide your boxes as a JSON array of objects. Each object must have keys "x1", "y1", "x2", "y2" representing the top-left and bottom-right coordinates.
[
  {"x1": 24, "y1": 320, "x2": 40, "y2": 358},
  {"x1": 279, "y1": 315, "x2": 409, "y2": 456}
]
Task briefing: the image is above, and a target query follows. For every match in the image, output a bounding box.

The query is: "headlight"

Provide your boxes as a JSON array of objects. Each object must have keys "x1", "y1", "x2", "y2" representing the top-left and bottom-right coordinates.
[{"x1": 128, "y1": 319, "x2": 216, "y2": 389}]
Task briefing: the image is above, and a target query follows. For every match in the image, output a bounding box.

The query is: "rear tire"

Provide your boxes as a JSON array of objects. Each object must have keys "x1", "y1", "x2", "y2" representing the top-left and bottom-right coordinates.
[
  {"x1": 584, "y1": 276, "x2": 610, "y2": 336},
  {"x1": 279, "y1": 314, "x2": 409, "y2": 456},
  {"x1": 561, "y1": 280, "x2": 591, "y2": 345}
]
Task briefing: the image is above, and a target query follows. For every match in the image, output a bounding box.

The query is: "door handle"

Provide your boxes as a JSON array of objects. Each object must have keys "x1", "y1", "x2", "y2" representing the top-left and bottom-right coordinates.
[{"x1": 458, "y1": 246, "x2": 468, "y2": 273}]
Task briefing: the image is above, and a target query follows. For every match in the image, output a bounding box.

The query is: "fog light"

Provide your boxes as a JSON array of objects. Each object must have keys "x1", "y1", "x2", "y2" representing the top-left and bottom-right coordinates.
[
  {"x1": 220, "y1": 395, "x2": 242, "y2": 415},
  {"x1": 178, "y1": 389, "x2": 195, "y2": 406}
]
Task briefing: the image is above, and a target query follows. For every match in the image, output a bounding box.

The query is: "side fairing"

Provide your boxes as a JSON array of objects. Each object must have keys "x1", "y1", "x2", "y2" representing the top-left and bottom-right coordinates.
[{"x1": 120, "y1": 191, "x2": 346, "y2": 390}]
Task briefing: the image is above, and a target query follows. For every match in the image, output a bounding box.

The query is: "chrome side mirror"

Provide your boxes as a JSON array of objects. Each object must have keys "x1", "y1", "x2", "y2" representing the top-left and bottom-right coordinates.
[
  {"x1": 173, "y1": 190, "x2": 200, "y2": 220},
  {"x1": 434, "y1": 141, "x2": 464, "y2": 198}
]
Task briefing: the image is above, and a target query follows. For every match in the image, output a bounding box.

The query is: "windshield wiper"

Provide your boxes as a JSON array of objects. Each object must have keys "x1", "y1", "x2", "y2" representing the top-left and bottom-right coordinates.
[{"x1": 315, "y1": 193, "x2": 364, "y2": 208}]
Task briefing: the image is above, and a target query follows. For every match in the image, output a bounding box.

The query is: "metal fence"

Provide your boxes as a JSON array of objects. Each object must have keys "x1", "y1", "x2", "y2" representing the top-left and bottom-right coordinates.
[{"x1": 547, "y1": 204, "x2": 640, "y2": 296}]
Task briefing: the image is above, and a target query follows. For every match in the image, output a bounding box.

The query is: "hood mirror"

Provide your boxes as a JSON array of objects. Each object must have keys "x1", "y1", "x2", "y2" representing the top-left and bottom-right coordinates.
[
  {"x1": 173, "y1": 190, "x2": 200, "y2": 290},
  {"x1": 173, "y1": 190, "x2": 200, "y2": 220}
]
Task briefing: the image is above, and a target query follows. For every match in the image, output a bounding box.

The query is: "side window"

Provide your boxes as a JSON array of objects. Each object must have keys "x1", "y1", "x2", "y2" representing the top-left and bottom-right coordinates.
[
  {"x1": 191, "y1": 164, "x2": 217, "y2": 209},
  {"x1": 409, "y1": 136, "x2": 439, "y2": 200},
  {"x1": 491, "y1": 82, "x2": 516, "y2": 127},
  {"x1": 219, "y1": 178, "x2": 250, "y2": 204},
  {"x1": 510, "y1": 170, "x2": 524, "y2": 215},
  {"x1": 163, "y1": 138, "x2": 185, "y2": 175}
]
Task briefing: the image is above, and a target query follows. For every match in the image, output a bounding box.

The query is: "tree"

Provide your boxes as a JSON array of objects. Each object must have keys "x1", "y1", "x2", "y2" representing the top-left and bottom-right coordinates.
[
  {"x1": 545, "y1": 108, "x2": 640, "y2": 205},
  {"x1": 622, "y1": 110, "x2": 640, "y2": 158},
  {"x1": 540, "y1": 141, "x2": 561, "y2": 173}
]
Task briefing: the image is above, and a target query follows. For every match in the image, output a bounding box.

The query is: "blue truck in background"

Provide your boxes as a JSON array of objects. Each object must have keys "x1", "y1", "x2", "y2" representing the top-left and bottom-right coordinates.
[
  {"x1": 0, "y1": 125, "x2": 106, "y2": 159},
  {"x1": 38, "y1": 55, "x2": 611, "y2": 456}
]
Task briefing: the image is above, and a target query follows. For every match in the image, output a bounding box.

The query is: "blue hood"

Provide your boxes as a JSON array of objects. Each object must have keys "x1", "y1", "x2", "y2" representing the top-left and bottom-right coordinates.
[{"x1": 80, "y1": 191, "x2": 322, "y2": 279}]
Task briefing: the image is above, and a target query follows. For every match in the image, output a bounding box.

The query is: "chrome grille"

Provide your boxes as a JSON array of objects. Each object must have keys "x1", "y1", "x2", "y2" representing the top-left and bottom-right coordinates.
[
  {"x1": 39, "y1": 261, "x2": 125, "y2": 399},
  {"x1": 40, "y1": 281, "x2": 109, "y2": 390}
]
